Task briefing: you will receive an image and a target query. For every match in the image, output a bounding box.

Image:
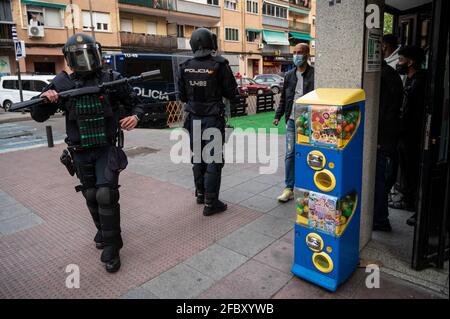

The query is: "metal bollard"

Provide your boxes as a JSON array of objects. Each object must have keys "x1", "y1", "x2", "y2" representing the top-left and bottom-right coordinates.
[{"x1": 46, "y1": 125, "x2": 54, "y2": 148}]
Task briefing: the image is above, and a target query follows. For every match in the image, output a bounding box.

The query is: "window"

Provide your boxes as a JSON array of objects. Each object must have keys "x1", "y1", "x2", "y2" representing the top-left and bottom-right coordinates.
[
  {"x1": 225, "y1": 0, "x2": 238, "y2": 10},
  {"x1": 21, "y1": 80, "x2": 31, "y2": 91},
  {"x1": 26, "y1": 5, "x2": 63, "y2": 28},
  {"x1": 225, "y1": 27, "x2": 239, "y2": 41},
  {"x1": 177, "y1": 25, "x2": 184, "y2": 37},
  {"x1": 3, "y1": 80, "x2": 17, "y2": 90},
  {"x1": 32, "y1": 80, "x2": 48, "y2": 92},
  {"x1": 82, "y1": 11, "x2": 110, "y2": 32},
  {"x1": 147, "y1": 21, "x2": 156, "y2": 35},
  {"x1": 120, "y1": 19, "x2": 133, "y2": 32},
  {"x1": 246, "y1": 0, "x2": 258, "y2": 14},
  {"x1": 0, "y1": 0, "x2": 13, "y2": 22},
  {"x1": 247, "y1": 31, "x2": 259, "y2": 42},
  {"x1": 207, "y1": 0, "x2": 219, "y2": 5},
  {"x1": 262, "y1": 2, "x2": 287, "y2": 18}
]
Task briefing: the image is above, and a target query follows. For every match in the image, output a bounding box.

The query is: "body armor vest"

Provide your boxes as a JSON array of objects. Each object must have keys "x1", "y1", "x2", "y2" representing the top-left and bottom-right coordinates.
[{"x1": 182, "y1": 57, "x2": 224, "y2": 116}]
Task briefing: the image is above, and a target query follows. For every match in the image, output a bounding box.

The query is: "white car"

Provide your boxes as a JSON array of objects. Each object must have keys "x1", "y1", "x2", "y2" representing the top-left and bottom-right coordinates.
[{"x1": 0, "y1": 75, "x2": 55, "y2": 111}]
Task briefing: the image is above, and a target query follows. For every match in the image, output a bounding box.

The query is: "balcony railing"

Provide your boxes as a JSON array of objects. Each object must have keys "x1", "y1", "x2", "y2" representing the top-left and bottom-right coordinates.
[
  {"x1": 289, "y1": 0, "x2": 311, "y2": 10},
  {"x1": 0, "y1": 23, "x2": 14, "y2": 48},
  {"x1": 177, "y1": 37, "x2": 191, "y2": 50},
  {"x1": 262, "y1": 16, "x2": 289, "y2": 29},
  {"x1": 120, "y1": 32, "x2": 178, "y2": 50},
  {"x1": 177, "y1": 0, "x2": 221, "y2": 18},
  {"x1": 289, "y1": 21, "x2": 311, "y2": 34},
  {"x1": 118, "y1": 0, "x2": 176, "y2": 10}
]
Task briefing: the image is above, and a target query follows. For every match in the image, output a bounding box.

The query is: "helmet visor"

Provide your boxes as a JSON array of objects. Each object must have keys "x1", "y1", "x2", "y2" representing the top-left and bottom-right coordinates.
[{"x1": 66, "y1": 44, "x2": 102, "y2": 73}]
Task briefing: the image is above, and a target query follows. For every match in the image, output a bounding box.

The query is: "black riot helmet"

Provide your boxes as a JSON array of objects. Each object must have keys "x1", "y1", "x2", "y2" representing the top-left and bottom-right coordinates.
[
  {"x1": 190, "y1": 28, "x2": 216, "y2": 58},
  {"x1": 62, "y1": 33, "x2": 102, "y2": 75}
]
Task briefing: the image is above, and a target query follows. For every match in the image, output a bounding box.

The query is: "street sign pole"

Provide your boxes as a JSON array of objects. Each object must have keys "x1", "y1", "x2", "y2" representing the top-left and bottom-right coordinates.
[{"x1": 14, "y1": 40, "x2": 26, "y2": 104}]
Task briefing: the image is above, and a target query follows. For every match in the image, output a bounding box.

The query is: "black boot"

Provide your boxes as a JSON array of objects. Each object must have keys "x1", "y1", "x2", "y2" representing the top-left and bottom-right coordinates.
[
  {"x1": 195, "y1": 189, "x2": 205, "y2": 205},
  {"x1": 94, "y1": 230, "x2": 104, "y2": 249},
  {"x1": 203, "y1": 194, "x2": 227, "y2": 216},
  {"x1": 406, "y1": 214, "x2": 417, "y2": 226},
  {"x1": 101, "y1": 245, "x2": 121, "y2": 273}
]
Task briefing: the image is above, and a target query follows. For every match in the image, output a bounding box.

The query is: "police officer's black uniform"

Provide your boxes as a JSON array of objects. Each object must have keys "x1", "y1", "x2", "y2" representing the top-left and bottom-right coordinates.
[
  {"x1": 31, "y1": 33, "x2": 144, "y2": 273},
  {"x1": 178, "y1": 28, "x2": 239, "y2": 216}
]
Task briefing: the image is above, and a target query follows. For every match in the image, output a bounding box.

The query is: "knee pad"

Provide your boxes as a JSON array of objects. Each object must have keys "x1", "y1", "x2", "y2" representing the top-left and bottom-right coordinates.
[
  {"x1": 96, "y1": 187, "x2": 119, "y2": 207},
  {"x1": 82, "y1": 188, "x2": 97, "y2": 205}
]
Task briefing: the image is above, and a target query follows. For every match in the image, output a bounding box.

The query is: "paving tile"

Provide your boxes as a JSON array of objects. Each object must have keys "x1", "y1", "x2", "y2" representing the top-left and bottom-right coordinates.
[
  {"x1": 141, "y1": 264, "x2": 215, "y2": 299},
  {"x1": 0, "y1": 191, "x2": 18, "y2": 208},
  {"x1": 253, "y1": 174, "x2": 284, "y2": 186},
  {"x1": 352, "y1": 272, "x2": 442, "y2": 299},
  {"x1": 220, "y1": 188, "x2": 255, "y2": 204},
  {"x1": 280, "y1": 229, "x2": 295, "y2": 244},
  {"x1": 239, "y1": 195, "x2": 280, "y2": 213},
  {"x1": 120, "y1": 287, "x2": 159, "y2": 299},
  {"x1": 253, "y1": 239, "x2": 294, "y2": 275},
  {"x1": 0, "y1": 202, "x2": 32, "y2": 221},
  {"x1": 259, "y1": 186, "x2": 284, "y2": 200},
  {"x1": 244, "y1": 215, "x2": 294, "y2": 239},
  {"x1": 217, "y1": 227, "x2": 275, "y2": 258},
  {"x1": 0, "y1": 213, "x2": 44, "y2": 235},
  {"x1": 184, "y1": 244, "x2": 248, "y2": 280},
  {"x1": 221, "y1": 174, "x2": 248, "y2": 188},
  {"x1": 267, "y1": 202, "x2": 296, "y2": 221},
  {"x1": 233, "y1": 180, "x2": 273, "y2": 194},
  {"x1": 273, "y1": 276, "x2": 338, "y2": 299},
  {"x1": 199, "y1": 260, "x2": 292, "y2": 299}
]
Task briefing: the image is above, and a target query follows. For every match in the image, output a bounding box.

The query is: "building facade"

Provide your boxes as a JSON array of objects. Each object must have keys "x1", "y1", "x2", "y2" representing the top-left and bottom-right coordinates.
[{"x1": 2, "y1": 0, "x2": 315, "y2": 76}]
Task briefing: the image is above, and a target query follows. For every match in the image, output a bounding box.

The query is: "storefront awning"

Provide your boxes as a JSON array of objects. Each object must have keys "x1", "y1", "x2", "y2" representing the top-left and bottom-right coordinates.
[
  {"x1": 21, "y1": 0, "x2": 66, "y2": 9},
  {"x1": 289, "y1": 7, "x2": 310, "y2": 15},
  {"x1": 289, "y1": 31, "x2": 313, "y2": 41},
  {"x1": 246, "y1": 28, "x2": 262, "y2": 33},
  {"x1": 262, "y1": 30, "x2": 290, "y2": 46}
]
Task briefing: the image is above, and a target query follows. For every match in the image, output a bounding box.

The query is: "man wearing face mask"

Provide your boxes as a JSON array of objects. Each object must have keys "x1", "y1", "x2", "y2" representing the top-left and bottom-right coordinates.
[
  {"x1": 395, "y1": 46, "x2": 427, "y2": 226},
  {"x1": 273, "y1": 43, "x2": 314, "y2": 202}
]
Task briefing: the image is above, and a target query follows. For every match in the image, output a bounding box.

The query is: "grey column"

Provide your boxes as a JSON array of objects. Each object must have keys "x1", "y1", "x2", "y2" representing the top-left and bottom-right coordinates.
[{"x1": 315, "y1": 0, "x2": 384, "y2": 249}]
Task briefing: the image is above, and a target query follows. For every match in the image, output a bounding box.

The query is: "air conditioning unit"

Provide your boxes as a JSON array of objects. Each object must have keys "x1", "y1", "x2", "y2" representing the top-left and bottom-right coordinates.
[
  {"x1": 258, "y1": 43, "x2": 264, "y2": 49},
  {"x1": 28, "y1": 25, "x2": 45, "y2": 38}
]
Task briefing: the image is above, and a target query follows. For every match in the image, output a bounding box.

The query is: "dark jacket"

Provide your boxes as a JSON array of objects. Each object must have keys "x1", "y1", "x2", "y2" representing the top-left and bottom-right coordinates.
[
  {"x1": 275, "y1": 64, "x2": 315, "y2": 123},
  {"x1": 401, "y1": 69, "x2": 427, "y2": 141},
  {"x1": 178, "y1": 55, "x2": 239, "y2": 116},
  {"x1": 31, "y1": 69, "x2": 144, "y2": 147},
  {"x1": 377, "y1": 61, "x2": 404, "y2": 155}
]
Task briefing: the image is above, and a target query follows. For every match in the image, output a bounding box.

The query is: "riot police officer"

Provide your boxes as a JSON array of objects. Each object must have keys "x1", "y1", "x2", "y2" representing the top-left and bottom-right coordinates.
[
  {"x1": 31, "y1": 33, "x2": 143, "y2": 273},
  {"x1": 178, "y1": 28, "x2": 239, "y2": 216}
]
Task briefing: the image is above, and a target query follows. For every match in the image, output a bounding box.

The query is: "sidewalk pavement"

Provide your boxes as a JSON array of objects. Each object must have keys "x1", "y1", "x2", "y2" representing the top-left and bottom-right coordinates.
[
  {"x1": 0, "y1": 127, "x2": 446, "y2": 299},
  {"x1": 0, "y1": 109, "x2": 63, "y2": 124}
]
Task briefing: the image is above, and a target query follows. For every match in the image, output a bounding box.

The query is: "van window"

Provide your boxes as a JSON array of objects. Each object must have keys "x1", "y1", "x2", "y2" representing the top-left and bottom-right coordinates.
[
  {"x1": 21, "y1": 80, "x2": 32, "y2": 91},
  {"x1": 3, "y1": 80, "x2": 17, "y2": 89},
  {"x1": 33, "y1": 80, "x2": 48, "y2": 92}
]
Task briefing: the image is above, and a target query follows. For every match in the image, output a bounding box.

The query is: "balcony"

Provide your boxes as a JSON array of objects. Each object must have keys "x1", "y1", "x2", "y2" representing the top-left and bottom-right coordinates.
[
  {"x1": 0, "y1": 23, "x2": 14, "y2": 48},
  {"x1": 289, "y1": 0, "x2": 311, "y2": 10},
  {"x1": 120, "y1": 32, "x2": 178, "y2": 51},
  {"x1": 289, "y1": 21, "x2": 311, "y2": 34},
  {"x1": 118, "y1": 0, "x2": 176, "y2": 10},
  {"x1": 262, "y1": 16, "x2": 289, "y2": 29},
  {"x1": 177, "y1": 37, "x2": 191, "y2": 50},
  {"x1": 177, "y1": 0, "x2": 220, "y2": 18}
]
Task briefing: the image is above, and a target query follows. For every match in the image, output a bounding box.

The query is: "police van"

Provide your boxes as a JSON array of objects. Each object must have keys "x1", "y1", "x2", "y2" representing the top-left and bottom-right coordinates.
[{"x1": 103, "y1": 53, "x2": 191, "y2": 128}]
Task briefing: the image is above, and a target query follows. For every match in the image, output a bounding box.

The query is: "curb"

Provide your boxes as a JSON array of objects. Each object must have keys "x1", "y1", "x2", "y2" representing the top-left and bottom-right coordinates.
[{"x1": 0, "y1": 112, "x2": 63, "y2": 125}]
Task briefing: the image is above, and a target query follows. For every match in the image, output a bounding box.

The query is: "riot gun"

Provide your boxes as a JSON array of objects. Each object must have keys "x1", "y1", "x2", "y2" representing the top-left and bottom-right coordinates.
[{"x1": 9, "y1": 70, "x2": 162, "y2": 112}]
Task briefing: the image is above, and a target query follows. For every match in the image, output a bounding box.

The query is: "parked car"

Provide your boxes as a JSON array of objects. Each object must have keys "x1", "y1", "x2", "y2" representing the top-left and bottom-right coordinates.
[
  {"x1": 235, "y1": 77, "x2": 271, "y2": 95},
  {"x1": 253, "y1": 74, "x2": 284, "y2": 94},
  {"x1": 0, "y1": 75, "x2": 55, "y2": 111}
]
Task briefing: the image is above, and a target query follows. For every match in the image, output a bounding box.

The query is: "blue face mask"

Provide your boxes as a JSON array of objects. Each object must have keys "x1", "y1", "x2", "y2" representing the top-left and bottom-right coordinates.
[{"x1": 293, "y1": 54, "x2": 305, "y2": 67}]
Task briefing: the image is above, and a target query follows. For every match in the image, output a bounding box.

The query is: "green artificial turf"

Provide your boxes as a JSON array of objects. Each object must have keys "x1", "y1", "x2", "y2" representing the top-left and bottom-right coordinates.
[{"x1": 228, "y1": 111, "x2": 285, "y2": 135}]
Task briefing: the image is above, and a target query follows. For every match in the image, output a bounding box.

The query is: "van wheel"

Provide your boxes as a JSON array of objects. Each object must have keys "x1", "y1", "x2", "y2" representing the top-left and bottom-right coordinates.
[{"x1": 3, "y1": 100, "x2": 12, "y2": 112}]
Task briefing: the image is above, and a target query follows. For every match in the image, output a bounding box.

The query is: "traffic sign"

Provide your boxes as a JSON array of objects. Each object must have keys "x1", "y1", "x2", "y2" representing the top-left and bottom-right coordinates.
[{"x1": 14, "y1": 40, "x2": 26, "y2": 60}]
